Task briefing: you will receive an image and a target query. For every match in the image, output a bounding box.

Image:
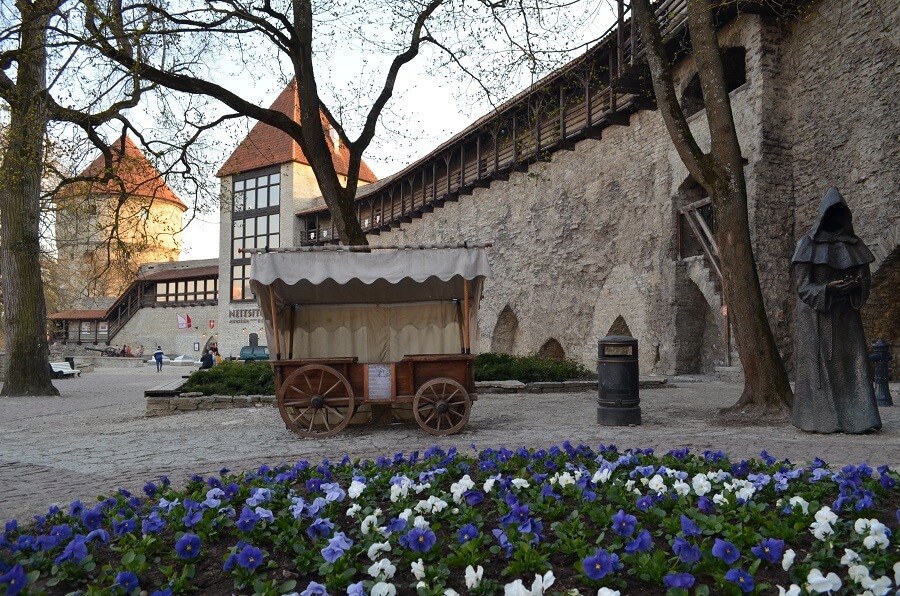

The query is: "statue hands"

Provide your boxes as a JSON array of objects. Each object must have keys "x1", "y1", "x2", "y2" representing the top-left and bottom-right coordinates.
[{"x1": 827, "y1": 275, "x2": 860, "y2": 294}]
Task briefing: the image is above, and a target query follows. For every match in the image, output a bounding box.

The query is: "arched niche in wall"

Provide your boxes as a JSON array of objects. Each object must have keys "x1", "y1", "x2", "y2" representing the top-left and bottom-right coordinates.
[
  {"x1": 679, "y1": 47, "x2": 748, "y2": 119},
  {"x1": 862, "y1": 245, "x2": 899, "y2": 379},
  {"x1": 538, "y1": 338, "x2": 566, "y2": 361},
  {"x1": 673, "y1": 272, "x2": 724, "y2": 374},
  {"x1": 491, "y1": 305, "x2": 520, "y2": 354},
  {"x1": 606, "y1": 315, "x2": 632, "y2": 338}
]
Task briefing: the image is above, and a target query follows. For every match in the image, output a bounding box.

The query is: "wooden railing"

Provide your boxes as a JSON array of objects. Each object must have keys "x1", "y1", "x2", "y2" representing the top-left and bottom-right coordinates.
[{"x1": 298, "y1": 0, "x2": 793, "y2": 243}]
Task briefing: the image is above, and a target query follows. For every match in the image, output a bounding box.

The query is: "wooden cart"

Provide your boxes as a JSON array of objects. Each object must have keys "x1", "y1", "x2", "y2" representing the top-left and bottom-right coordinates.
[{"x1": 247, "y1": 243, "x2": 492, "y2": 438}]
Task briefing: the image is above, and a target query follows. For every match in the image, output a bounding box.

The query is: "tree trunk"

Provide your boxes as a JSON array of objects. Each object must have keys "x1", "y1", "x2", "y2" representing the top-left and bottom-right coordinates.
[
  {"x1": 633, "y1": 0, "x2": 792, "y2": 421},
  {"x1": 0, "y1": 0, "x2": 59, "y2": 396}
]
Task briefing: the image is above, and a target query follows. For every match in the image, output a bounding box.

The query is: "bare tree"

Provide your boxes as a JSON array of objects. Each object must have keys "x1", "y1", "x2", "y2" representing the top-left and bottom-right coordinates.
[
  {"x1": 82, "y1": 0, "x2": 607, "y2": 246},
  {"x1": 0, "y1": 0, "x2": 217, "y2": 394},
  {"x1": 632, "y1": 0, "x2": 793, "y2": 419}
]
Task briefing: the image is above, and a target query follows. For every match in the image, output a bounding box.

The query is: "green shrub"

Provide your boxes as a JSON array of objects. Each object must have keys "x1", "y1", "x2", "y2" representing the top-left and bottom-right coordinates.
[
  {"x1": 179, "y1": 360, "x2": 275, "y2": 396},
  {"x1": 475, "y1": 352, "x2": 592, "y2": 383}
]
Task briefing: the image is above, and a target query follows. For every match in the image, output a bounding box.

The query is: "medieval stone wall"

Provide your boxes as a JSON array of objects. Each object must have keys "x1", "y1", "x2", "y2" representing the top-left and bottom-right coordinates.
[{"x1": 368, "y1": 4, "x2": 898, "y2": 375}]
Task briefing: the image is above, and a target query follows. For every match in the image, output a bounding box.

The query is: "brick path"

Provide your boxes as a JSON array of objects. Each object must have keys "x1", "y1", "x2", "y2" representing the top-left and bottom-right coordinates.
[{"x1": 1, "y1": 366, "x2": 897, "y2": 523}]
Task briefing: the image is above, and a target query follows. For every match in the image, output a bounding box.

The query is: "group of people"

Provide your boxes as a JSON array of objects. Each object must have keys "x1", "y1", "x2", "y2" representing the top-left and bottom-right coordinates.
[
  {"x1": 199, "y1": 347, "x2": 223, "y2": 370},
  {"x1": 113, "y1": 345, "x2": 143, "y2": 358}
]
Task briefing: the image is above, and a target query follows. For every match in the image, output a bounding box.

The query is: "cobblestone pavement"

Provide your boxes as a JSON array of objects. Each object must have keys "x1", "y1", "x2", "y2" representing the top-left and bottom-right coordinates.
[{"x1": 1, "y1": 366, "x2": 897, "y2": 523}]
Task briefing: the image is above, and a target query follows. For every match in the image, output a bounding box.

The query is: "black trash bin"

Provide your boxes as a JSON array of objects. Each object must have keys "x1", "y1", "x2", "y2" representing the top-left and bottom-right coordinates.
[
  {"x1": 64, "y1": 357, "x2": 76, "y2": 370},
  {"x1": 597, "y1": 335, "x2": 641, "y2": 425}
]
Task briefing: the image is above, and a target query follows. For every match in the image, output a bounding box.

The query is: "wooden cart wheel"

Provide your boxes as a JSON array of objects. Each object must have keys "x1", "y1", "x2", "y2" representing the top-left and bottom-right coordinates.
[
  {"x1": 278, "y1": 365, "x2": 355, "y2": 438},
  {"x1": 413, "y1": 378, "x2": 471, "y2": 436}
]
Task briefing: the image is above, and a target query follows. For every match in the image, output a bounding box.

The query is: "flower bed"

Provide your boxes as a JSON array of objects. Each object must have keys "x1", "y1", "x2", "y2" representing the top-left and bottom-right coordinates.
[{"x1": 1, "y1": 444, "x2": 898, "y2": 595}]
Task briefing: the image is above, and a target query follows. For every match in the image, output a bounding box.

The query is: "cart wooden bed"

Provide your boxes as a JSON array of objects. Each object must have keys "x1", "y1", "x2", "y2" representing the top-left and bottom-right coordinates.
[{"x1": 247, "y1": 243, "x2": 492, "y2": 438}]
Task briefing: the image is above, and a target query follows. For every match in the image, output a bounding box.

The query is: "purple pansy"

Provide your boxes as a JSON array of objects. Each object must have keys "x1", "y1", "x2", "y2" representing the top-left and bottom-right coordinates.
[
  {"x1": 115, "y1": 570, "x2": 139, "y2": 592},
  {"x1": 237, "y1": 545, "x2": 264, "y2": 570},
  {"x1": 663, "y1": 572, "x2": 695, "y2": 589},
  {"x1": 680, "y1": 514, "x2": 701, "y2": 537},
  {"x1": 672, "y1": 536, "x2": 701, "y2": 563},
  {"x1": 0, "y1": 564, "x2": 27, "y2": 596},
  {"x1": 458, "y1": 524, "x2": 479, "y2": 543},
  {"x1": 401, "y1": 527, "x2": 437, "y2": 552},
  {"x1": 611, "y1": 509, "x2": 637, "y2": 537},
  {"x1": 625, "y1": 529, "x2": 653, "y2": 553},
  {"x1": 236, "y1": 507, "x2": 260, "y2": 532}
]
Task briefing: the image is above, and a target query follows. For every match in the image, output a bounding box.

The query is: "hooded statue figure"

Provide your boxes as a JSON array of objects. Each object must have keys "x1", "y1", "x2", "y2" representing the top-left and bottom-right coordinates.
[{"x1": 791, "y1": 187, "x2": 881, "y2": 433}]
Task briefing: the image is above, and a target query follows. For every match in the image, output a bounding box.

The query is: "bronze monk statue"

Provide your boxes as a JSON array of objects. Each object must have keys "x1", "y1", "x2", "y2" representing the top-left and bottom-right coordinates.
[{"x1": 791, "y1": 187, "x2": 881, "y2": 433}]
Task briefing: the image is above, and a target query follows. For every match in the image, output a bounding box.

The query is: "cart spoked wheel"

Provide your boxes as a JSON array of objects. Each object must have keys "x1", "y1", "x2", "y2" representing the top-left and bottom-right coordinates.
[
  {"x1": 413, "y1": 378, "x2": 471, "y2": 436},
  {"x1": 278, "y1": 365, "x2": 355, "y2": 438}
]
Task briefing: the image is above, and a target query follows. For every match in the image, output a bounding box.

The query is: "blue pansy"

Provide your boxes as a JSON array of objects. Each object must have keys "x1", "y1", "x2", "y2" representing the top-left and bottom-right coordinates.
[
  {"x1": 143, "y1": 482, "x2": 158, "y2": 497},
  {"x1": 635, "y1": 495, "x2": 652, "y2": 511},
  {"x1": 582, "y1": 548, "x2": 620, "y2": 580},
  {"x1": 663, "y1": 572, "x2": 695, "y2": 589},
  {"x1": 401, "y1": 527, "x2": 436, "y2": 552},
  {"x1": 54, "y1": 537, "x2": 88, "y2": 565},
  {"x1": 712, "y1": 538, "x2": 740, "y2": 564},
  {"x1": 725, "y1": 568, "x2": 755, "y2": 593},
  {"x1": 307, "y1": 518, "x2": 334, "y2": 539},
  {"x1": 86, "y1": 529, "x2": 110, "y2": 544},
  {"x1": 751, "y1": 538, "x2": 784, "y2": 563},
  {"x1": 175, "y1": 533, "x2": 201, "y2": 559},
  {"x1": 113, "y1": 518, "x2": 136, "y2": 536},
  {"x1": 611, "y1": 509, "x2": 637, "y2": 537},
  {"x1": 237, "y1": 545, "x2": 264, "y2": 570},
  {"x1": 458, "y1": 524, "x2": 478, "y2": 543},
  {"x1": 150, "y1": 590, "x2": 173, "y2": 596},
  {"x1": 301, "y1": 581, "x2": 329, "y2": 595},
  {"x1": 115, "y1": 570, "x2": 139, "y2": 592},
  {"x1": 672, "y1": 536, "x2": 701, "y2": 563},
  {"x1": 680, "y1": 514, "x2": 701, "y2": 537},
  {"x1": 0, "y1": 564, "x2": 27, "y2": 596},
  {"x1": 142, "y1": 511, "x2": 166, "y2": 535},
  {"x1": 81, "y1": 507, "x2": 103, "y2": 531},
  {"x1": 385, "y1": 517, "x2": 407, "y2": 533},
  {"x1": 625, "y1": 529, "x2": 652, "y2": 553},
  {"x1": 237, "y1": 507, "x2": 260, "y2": 532},
  {"x1": 182, "y1": 509, "x2": 203, "y2": 529}
]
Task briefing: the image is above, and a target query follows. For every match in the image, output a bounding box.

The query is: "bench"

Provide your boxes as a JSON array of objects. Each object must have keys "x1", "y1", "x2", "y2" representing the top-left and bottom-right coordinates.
[{"x1": 50, "y1": 362, "x2": 80, "y2": 379}]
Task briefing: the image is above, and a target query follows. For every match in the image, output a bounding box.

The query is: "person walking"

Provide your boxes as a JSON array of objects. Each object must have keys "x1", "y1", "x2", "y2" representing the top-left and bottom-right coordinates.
[{"x1": 153, "y1": 346, "x2": 164, "y2": 372}]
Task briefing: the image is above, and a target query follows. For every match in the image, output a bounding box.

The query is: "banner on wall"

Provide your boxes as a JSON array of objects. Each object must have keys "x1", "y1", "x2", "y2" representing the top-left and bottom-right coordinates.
[
  {"x1": 177, "y1": 314, "x2": 193, "y2": 329},
  {"x1": 209, "y1": 319, "x2": 215, "y2": 329}
]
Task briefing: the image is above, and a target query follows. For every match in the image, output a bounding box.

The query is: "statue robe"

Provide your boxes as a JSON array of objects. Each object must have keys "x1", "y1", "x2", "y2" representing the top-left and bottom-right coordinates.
[{"x1": 791, "y1": 188, "x2": 881, "y2": 433}]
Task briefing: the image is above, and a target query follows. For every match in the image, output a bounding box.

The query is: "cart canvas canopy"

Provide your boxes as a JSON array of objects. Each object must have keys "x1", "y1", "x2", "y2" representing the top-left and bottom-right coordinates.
[{"x1": 249, "y1": 244, "x2": 491, "y2": 363}]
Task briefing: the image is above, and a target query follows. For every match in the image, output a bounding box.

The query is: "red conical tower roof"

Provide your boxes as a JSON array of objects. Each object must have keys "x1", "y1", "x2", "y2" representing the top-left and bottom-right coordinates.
[
  {"x1": 216, "y1": 80, "x2": 377, "y2": 183},
  {"x1": 80, "y1": 135, "x2": 187, "y2": 211}
]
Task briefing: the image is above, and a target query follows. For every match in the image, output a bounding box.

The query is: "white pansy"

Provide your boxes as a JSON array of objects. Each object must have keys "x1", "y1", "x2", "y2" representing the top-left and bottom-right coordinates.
[
  {"x1": 861, "y1": 575, "x2": 892, "y2": 596},
  {"x1": 555, "y1": 472, "x2": 576, "y2": 487},
  {"x1": 413, "y1": 515, "x2": 429, "y2": 529},
  {"x1": 806, "y1": 569, "x2": 842, "y2": 593},
  {"x1": 814, "y1": 506, "x2": 838, "y2": 525},
  {"x1": 848, "y1": 564, "x2": 871, "y2": 583},
  {"x1": 511, "y1": 478, "x2": 530, "y2": 489},
  {"x1": 347, "y1": 480, "x2": 366, "y2": 499},
  {"x1": 450, "y1": 475, "x2": 475, "y2": 503},
  {"x1": 862, "y1": 520, "x2": 890, "y2": 550},
  {"x1": 692, "y1": 474, "x2": 711, "y2": 496},
  {"x1": 444, "y1": 590, "x2": 460, "y2": 596},
  {"x1": 840, "y1": 548, "x2": 861, "y2": 566},
  {"x1": 894, "y1": 561, "x2": 900, "y2": 586},
  {"x1": 597, "y1": 589, "x2": 621, "y2": 596},
  {"x1": 712, "y1": 493, "x2": 728, "y2": 506},
  {"x1": 413, "y1": 482, "x2": 432, "y2": 494},
  {"x1": 367, "y1": 558, "x2": 397, "y2": 580},
  {"x1": 411, "y1": 558, "x2": 426, "y2": 580},
  {"x1": 624, "y1": 480, "x2": 636, "y2": 492},
  {"x1": 465, "y1": 565, "x2": 484, "y2": 589},
  {"x1": 648, "y1": 474, "x2": 666, "y2": 494},
  {"x1": 673, "y1": 480, "x2": 690, "y2": 496},
  {"x1": 781, "y1": 548, "x2": 796, "y2": 571},
  {"x1": 810, "y1": 520, "x2": 834, "y2": 540},
  {"x1": 592, "y1": 468, "x2": 612, "y2": 484},
  {"x1": 530, "y1": 570, "x2": 555, "y2": 595},
  {"x1": 390, "y1": 481, "x2": 408, "y2": 503},
  {"x1": 367, "y1": 541, "x2": 392, "y2": 561},
  {"x1": 398, "y1": 508, "x2": 413, "y2": 521},
  {"x1": 788, "y1": 496, "x2": 810, "y2": 515},
  {"x1": 777, "y1": 585, "x2": 801, "y2": 596},
  {"x1": 361, "y1": 514, "x2": 380, "y2": 535},
  {"x1": 484, "y1": 478, "x2": 497, "y2": 493},
  {"x1": 737, "y1": 485, "x2": 756, "y2": 501},
  {"x1": 370, "y1": 582, "x2": 396, "y2": 596},
  {"x1": 346, "y1": 503, "x2": 361, "y2": 517},
  {"x1": 504, "y1": 579, "x2": 531, "y2": 596},
  {"x1": 854, "y1": 518, "x2": 871, "y2": 534}
]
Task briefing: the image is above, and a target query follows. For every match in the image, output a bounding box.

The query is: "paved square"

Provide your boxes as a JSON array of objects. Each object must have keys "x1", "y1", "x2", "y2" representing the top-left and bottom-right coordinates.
[{"x1": 1, "y1": 366, "x2": 897, "y2": 523}]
